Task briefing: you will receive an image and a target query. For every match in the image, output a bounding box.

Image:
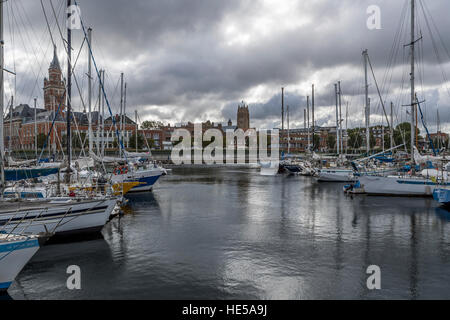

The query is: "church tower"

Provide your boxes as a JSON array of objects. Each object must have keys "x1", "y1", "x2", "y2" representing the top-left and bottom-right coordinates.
[
  {"x1": 44, "y1": 46, "x2": 66, "y2": 114},
  {"x1": 237, "y1": 101, "x2": 250, "y2": 131}
]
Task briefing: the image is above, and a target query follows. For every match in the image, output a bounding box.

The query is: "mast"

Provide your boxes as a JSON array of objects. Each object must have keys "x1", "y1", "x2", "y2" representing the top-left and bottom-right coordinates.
[
  {"x1": 9, "y1": 95, "x2": 13, "y2": 152},
  {"x1": 281, "y1": 87, "x2": 284, "y2": 132},
  {"x1": 338, "y1": 81, "x2": 343, "y2": 154},
  {"x1": 34, "y1": 98, "x2": 37, "y2": 159},
  {"x1": 97, "y1": 68, "x2": 101, "y2": 155},
  {"x1": 0, "y1": 0, "x2": 5, "y2": 193},
  {"x1": 437, "y1": 108, "x2": 441, "y2": 149},
  {"x1": 312, "y1": 84, "x2": 315, "y2": 151},
  {"x1": 87, "y1": 27, "x2": 93, "y2": 154},
  {"x1": 135, "y1": 110, "x2": 138, "y2": 153},
  {"x1": 52, "y1": 96, "x2": 56, "y2": 155},
  {"x1": 363, "y1": 49, "x2": 370, "y2": 155},
  {"x1": 101, "y1": 70, "x2": 105, "y2": 156},
  {"x1": 307, "y1": 96, "x2": 310, "y2": 153},
  {"x1": 390, "y1": 102, "x2": 394, "y2": 150},
  {"x1": 287, "y1": 105, "x2": 290, "y2": 154},
  {"x1": 66, "y1": 0, "x2": 72, "y2": 182},
  {"x1": 124, "y1": 82, "x2": 127, "y2": 149},
  {"x1": 303, "y1": 109, "x2": 306, "y2": 130},
  {"x1": 345, "y1": 101, "x2": 348, "y2": 154},
  {"x1": 335, "y1": 83, "x2": 339, "y2": 154},
  {"x1": 119, "y1": 72, "x2": 124, "y2": 156},
  {"x1": 410, "y1": 0, "x2": 416, "y2": 161}
]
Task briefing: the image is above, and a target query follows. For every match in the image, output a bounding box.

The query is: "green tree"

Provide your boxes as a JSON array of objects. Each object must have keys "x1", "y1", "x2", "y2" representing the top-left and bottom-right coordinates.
[
  {"x1": 347, "y1": 129, "x2": 362, "y2": 149},
  {"x1": 370, "y1": 133, "x2": 377, "y2": 149},
  {"x1": 141, "y1": 120, "x2": 164, "y2": 129},
  {"x1": 72, "y1": 132, "x2": 87, "y2": 149},
  {"x1": 37, "y1": 133, "x2": 47, "y2": 149},
  {"x1": 393, "y1": 122, "x2": 420, "y2": 151},
  {"x1": 327, "y1": 135, "x2": 336, "y2": 151},
  {"x1": 384, "y1": 133, "x2": 391, "y2": 150},
  {"x1": 129, "y1": 131, "x2": 145, "y2": 150},
  {"x1": 146, "y1": 138, "x2": 155, "y2": 149},
  {"x1": 312, "y1": 134, "x2": 320, "y2": 151}
]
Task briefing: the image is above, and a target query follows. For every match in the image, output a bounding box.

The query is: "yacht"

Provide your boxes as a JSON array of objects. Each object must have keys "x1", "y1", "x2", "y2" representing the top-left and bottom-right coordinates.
[{"x1": 0, "y1": 233, "x2": 42, "y2": 293}]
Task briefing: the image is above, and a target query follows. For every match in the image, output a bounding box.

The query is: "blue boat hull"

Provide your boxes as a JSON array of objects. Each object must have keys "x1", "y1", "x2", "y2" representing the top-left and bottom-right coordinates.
[
  {"x1": 433, "y1": 189, "x2": 450, "y2": 205},
  {"x1": 125, "y1": 174, "x2": 162, "y2": 193},
  {"x1": 4, "y1": 167, "x2": 59, "y2": 181}
]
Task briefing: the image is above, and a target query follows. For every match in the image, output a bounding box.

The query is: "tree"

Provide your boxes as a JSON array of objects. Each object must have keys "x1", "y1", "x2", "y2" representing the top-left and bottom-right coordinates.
[
  {"x1": 327, "y1": 135, "x2": 336, "y2": 151},
  {"x1": 72, "y1": 132, "x2": 87, "y2": 149},
  {"x1": 129, "y1": 131, "x2": 145, "y2": 150},
  {"x1": 312, "y1": 134, "x2": 320, "y2": 151},
  {"x1": 393, "y1": 122, "x2": 420, "y2": 151},
  {"x1": 384, "y1": 133, "x2": 391, "y2": 150},
  {"x1": 141, "y1": 120, "x2": 164, "y2": 129},
  {"x1": 347, "y1": 129, "x2": 363, "y2": 149},
  {"x1": 147, "y1": 138, "x2": 155, "y2": 149},
  {"x1": 37, "y1": 133, "x2": 47, "y2": 149},
  {"x1": 370, "y1": 132, "x2": 377, "y2": 149}
]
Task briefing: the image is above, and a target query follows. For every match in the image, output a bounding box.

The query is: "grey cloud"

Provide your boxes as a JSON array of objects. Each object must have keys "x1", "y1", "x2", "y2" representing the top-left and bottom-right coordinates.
[{"x1": 4, "y1": 0, "x2": 450, "y2": 131}]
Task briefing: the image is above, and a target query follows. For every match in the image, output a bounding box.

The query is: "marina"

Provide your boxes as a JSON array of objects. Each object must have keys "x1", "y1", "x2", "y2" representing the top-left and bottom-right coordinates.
[
  {"x1": 5, "y1": 167, "x2": 450, "y2": 300},
  {"x1": 0, "y1": 0, "x2": 450, "y2": 303}
]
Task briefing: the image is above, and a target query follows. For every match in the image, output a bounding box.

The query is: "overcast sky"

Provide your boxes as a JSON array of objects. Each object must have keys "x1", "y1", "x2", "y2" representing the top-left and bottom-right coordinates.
[{"x1": 2, "y1": 0, "x2": 450, "y2": 132}]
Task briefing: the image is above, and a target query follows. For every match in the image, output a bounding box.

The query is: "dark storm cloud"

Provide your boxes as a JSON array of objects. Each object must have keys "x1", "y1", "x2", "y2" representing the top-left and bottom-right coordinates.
[{"x1": 4, "y1": 0, "x2": 450, "y2": 129}]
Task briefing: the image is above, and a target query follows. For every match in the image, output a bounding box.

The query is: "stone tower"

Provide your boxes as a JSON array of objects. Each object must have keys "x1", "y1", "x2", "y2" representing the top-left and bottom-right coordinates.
[
  {"x1": 44, "y1": 46, "x2": 66, "y2": 113},
  {"x1": 237, "y1": 102, "x2": 250, "y2": 131}
]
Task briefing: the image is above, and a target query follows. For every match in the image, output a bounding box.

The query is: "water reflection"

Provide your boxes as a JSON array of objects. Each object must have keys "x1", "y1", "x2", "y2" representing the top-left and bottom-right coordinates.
[
  {"x1": 9, "y1": 238, "x2": 113, "y2": 300},
  {"x1": 436, "y1": 206, "x2": 450, "y2": 222},
  {"x1": 7, "y1": 168, "x2": 450, "y2": 299}
]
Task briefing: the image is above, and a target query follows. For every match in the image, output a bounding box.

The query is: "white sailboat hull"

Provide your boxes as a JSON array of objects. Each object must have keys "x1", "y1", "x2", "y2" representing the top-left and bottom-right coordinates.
[
  {"x1": 358, "y1": 175, "x2": 441, "y2": 196},
  {"x1": 259, "y1": 162, "x2": 279, "y2": 176},
  {"x1": 317, "y1": 170, "x2": 355, "y2": 182},
  {"x1": 0, "y1": 236, "x2": 40, "y2": 292},
  {"x1": 0, "y1": 198, "x2": 118, "y2": 236}
]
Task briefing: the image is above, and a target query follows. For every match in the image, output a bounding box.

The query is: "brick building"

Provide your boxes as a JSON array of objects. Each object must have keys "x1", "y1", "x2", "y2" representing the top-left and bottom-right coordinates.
[{"x1": 3, "y1": 47, "x2": 137, "y2": 152}]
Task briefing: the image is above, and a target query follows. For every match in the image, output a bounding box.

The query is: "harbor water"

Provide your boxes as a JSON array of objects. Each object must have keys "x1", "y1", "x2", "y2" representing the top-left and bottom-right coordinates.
[{"x1": 7, "y1": 168, "x2": 450, "y2": 299}]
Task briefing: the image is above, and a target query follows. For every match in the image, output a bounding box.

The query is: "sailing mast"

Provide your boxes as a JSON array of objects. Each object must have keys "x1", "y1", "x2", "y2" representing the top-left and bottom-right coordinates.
[
  {"x1": 311, "y1": 84, "x2": 315, "y2": 151},
  {"x1": 363, "y1": 49, "x2": 370, "y2": 155},
  {"x1": 335, "y1": 83, "x2": 339, "y2": 154},
  {"x1": 287, "y1": 105, "x2": 290, "y2": 154},
  {"x1": 66, "y1": 0, "x2": 72, "y2": 183},
  {"x1": 307, "y1": 96, "x2": 310, "y2": 153},
  {"x1": 124, "y1": 82, "x2": 127, "y2": 149},
  {"x1": 338, "y1": 81, "x2": 343, "y2": 154},
  {"x1": 281, "y1": 87, "x2": 284, "y2": 132},
  {"x1": 119, "y1": 72, "x2": 124, "y2": 157},
  {"x1": 390, "y1": 102, "x2": 394, "y2": 149},
  {"x1": 87, "y1": 27, "x2": 93, "y2": 155},
  {"x1": 101, "y1": 69, "x2": 105, "y2": 156},
  {"x1": 410, "y1": 0, "x2": 416, "y2": 162},
  {"x1": 34, "y1": 98, "x2": 37, "y2": 158},
  {"x1": 345, "y1": 101, "x2": 348, "y2": 154},
  {"x1": 9, "y1": 95, "x2": 13, "y2": 152},
  {"x1": 97, "y1": 68, "x2": 101, "y2": 155},
  {"x1": 0, "y1": 0, "x2": 5, "y2": 195},
  {"x1": 135, "y1": 110, "x2": 138, "y2": 152}
]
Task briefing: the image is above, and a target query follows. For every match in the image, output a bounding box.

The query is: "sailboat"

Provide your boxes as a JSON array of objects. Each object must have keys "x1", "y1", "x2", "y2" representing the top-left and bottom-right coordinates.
[
  {"x1": 0, "y1": 233, "x2": 42, "y2": 292},
  {"x1": 357, "y1": 0, "x2": 449, "y2": 197},
  {"x1": 0, "y1": 0, "x2": 118, "y2": 235}
]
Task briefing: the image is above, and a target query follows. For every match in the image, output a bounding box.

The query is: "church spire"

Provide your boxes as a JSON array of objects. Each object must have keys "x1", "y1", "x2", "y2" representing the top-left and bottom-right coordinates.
[{"x1": 49, "y1": 45, "x2": 61, "y2": 70}]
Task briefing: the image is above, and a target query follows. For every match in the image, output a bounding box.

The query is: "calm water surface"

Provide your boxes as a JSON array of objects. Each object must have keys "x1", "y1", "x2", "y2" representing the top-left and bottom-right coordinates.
[{"x1": 7, "y1": 168, "x2": 450, "y2": 299}]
